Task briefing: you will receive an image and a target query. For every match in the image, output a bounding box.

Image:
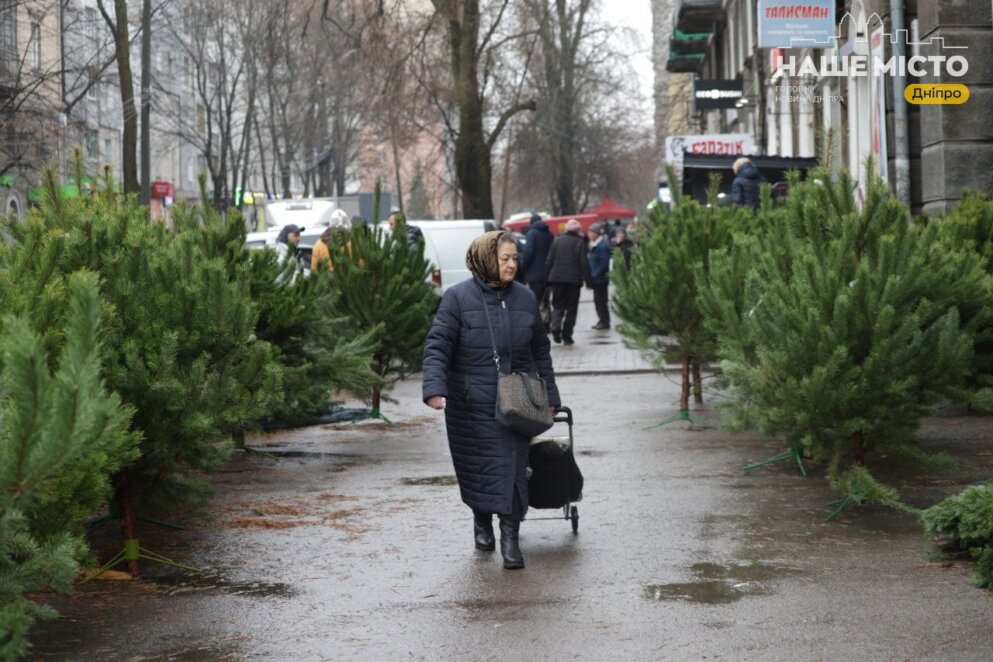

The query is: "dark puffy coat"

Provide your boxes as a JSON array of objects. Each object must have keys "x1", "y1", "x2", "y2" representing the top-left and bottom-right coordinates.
[
  {"x1": 521, "y1": 220, "x2": 554, "y2": 283},
  {"x1": 545, "y1": 231, "x2": 591, "y2": 286},
  {"x1": 589, "y1": 237, "x2": 611, "y2": 284},
  {"x1": 422, "y1": 276, "x2": 561, "y2": 515},
  {"x1": 732, "y1": 163, "x2": 762, "y2": 209}
]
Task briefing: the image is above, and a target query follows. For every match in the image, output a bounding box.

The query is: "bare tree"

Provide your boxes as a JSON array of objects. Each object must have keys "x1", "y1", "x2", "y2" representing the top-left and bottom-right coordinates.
[
  {"x1": 96, "y1": 0, "x2": 139, "y2": 194},
  {"x1": 506, "y1": 1, "x2": 652, "y2": 214},
  {"x1": 427, "y1": 0, "x2": 536, "y2": 219}
]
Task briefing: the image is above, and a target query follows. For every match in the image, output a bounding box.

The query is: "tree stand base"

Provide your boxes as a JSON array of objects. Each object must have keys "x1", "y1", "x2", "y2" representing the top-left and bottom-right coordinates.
[
  {"x1": 743, "y1": 446, "x2": 807, "y2": 476},
  {"x1": 82, "y1": 539, "x2": 199, "y2": 582},
  {"x1": 643, "y1": 408, "x2": 712, "y2": 430}
]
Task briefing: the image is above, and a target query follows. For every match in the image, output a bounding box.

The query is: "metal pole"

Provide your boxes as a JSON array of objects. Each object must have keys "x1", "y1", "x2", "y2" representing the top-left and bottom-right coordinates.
[
  {"x1": 890, "y1": 0, "x2": 910, "y2": 206},
  {"x1": 140, "y1": 0, "x2": 151, "y2": 205}
]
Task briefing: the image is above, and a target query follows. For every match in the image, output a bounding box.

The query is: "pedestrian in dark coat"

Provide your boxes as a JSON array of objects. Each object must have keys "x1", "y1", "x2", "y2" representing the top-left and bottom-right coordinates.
[
  {"x1": 587, "y1": 223, "x2": 612, "y2": 330},
  {"x1": 545, "y1": 218, "x2": 591, "y2": 345},
  {"x1": 520, "y1": 213, "x2": 554, "y2": 323},
  {"x1": 731, "y1": 157, "x2": 762, "y2": 210},
  {"x1": 423, "y1": 231, "x2": 561, "y2": 570}
]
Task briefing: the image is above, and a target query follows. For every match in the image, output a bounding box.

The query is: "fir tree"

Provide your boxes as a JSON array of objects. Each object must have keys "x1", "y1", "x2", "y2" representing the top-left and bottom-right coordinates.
[
  {"x1": 406, "y1": 162, "x2": 434, "y2": 220},
  {"x1": 612, "y1": 175, "x2": 736, "y2": 421},
  {"x1": 325, "y1": 188, "x2": 437, "y2": 414},
  {"x1": 930, "y1": 192, "x2": 993, "y2": 410},
  {"x1": 703, "y1": 167, "x2": 990, "y2": 512},
  {"x1": 3, "y1": 173, "x2": 281, "y2": 575},
  {"x1": 0, "y1": 274, "x2": 131, "y2": 660}
]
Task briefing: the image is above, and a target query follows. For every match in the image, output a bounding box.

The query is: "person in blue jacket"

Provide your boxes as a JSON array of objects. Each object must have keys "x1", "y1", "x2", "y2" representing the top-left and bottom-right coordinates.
[
  {"x1": 731, "y1": 157, "x2": 762, "y2": 210},
  {"x1": 587, "y1": 223, "x2": 612, "y2": 329},
  {"x1": 423, "y1": 231, "x2": 561, "y2": 570},
  {"x1": 520, "y1": 213, "x2": 554, "y2": 322}
]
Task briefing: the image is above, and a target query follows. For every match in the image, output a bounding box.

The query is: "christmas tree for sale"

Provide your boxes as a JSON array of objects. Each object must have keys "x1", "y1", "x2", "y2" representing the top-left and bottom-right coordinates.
[
  {"x1": 0, "y1": 274, "x2": 131, "y2": 660},
  {"x1": 169, "y1": 198, "x2": 380, "y2": 425},
  {"x1": 707, "y1": 167, "x2": 989, "y2": 514},
  {"x1": 930, "y1": 192, "x2": 993, "y2": 410},
  {"x1": 611, "y1": 177, "x2": 735, "y2": 424},
  {"x1": 325, "y1": 197, "x2": 437, "y2": 417},
  {"x1": 5, "y1": 173, "x2": 281, "y2": 575}
]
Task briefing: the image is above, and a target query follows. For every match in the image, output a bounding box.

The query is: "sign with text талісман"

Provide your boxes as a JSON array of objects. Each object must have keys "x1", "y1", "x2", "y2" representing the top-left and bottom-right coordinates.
[
  {"x1": 758, "y1": 0, "x2": 835, "y2": 49},
  {"x1": 694, "y1": 80, "x2": 744, "y2": 110}
]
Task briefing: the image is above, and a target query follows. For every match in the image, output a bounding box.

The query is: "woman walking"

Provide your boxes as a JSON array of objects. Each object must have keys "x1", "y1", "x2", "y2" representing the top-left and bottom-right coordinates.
[{"x1": 423, "y1": 231, "x2": 561, "y2": 569}]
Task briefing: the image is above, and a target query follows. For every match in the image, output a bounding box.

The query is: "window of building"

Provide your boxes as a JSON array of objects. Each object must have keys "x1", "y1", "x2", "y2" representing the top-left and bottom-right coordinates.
[
  {"x1": 0, "y1": 1, "x2": 16, "y2": 57},
  {"x1": 104, "y1": 138, "x2": 112, "y2": 165},
  {"x1": 85, "y1": 6, "x2": 98, "y2": 47},
  {"x1": 86, "y1": 131, "x2": 99, "y2": 160},
  {"x1": 29, "y1": 22, "x2": 40, "y2": 70},
  {"x1": 196, "y1": 104, "x2": 205, "y2": 135}
]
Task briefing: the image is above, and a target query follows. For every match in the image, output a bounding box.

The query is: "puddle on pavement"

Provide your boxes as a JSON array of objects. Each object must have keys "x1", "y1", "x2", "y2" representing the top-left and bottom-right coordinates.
[
  {"x1": 401, "y1": 475, "x2": 458, "y2": 486},
  {"x1": 151, "y1": 572, "x2": 296, "y2": 598},
  {"x1": 644, "y1": 560, "x2": 800, "y2": 604},
  {"x1": 131, "y1": 646, "x2": 243, "y2": 661},
  {"x1": 643, "y1": 581, "x2": 750, "y2": 604}
]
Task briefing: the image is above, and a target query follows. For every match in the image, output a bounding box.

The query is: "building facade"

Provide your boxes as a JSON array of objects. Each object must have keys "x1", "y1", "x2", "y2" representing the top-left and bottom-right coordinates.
[
  {"x1": 0, "y1": 0, "x2": 63, "y2": 219},
  {"x1": 658, "y1": 0, "x2": 993, "y2": 213}
]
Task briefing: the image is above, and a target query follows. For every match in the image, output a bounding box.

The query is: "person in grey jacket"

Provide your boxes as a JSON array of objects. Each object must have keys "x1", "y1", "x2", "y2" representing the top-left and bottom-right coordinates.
[
  {"x1": 423, "y1": 231, "x2": 561, "y2": 570},
  {"x1": 545, "y1": 218, "x2": 591, "y2": 345}
]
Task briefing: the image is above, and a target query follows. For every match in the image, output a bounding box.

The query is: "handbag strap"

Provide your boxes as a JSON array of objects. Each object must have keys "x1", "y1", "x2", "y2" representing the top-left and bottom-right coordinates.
[{"x1": 476, "y1": 280, "x2": 509, "y2": 374}]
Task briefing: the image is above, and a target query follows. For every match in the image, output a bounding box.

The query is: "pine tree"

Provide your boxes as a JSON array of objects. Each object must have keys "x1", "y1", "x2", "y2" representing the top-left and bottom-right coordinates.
[
  {"x1": 325, "y1": 195, "x2": 437, "y2": 415},
  {"x1": 406, "y1": 162, "x2": 434, "y2": 220},
  {"x1": 702, "y1": 167, "x2": 990, "y2": 513},
  {"x1": 3, "y1": 173, "x2": 281, "y2": 575},
  {"x1": 930, "y1": 192, "x2": 993, "y2": 410},
  {"x1": 168, "y1": 197, "x2": 380, "y2": 424},
  {"x1": 0, "y1": 273, "x2": 131, "y2": 660},
  {"x1": 612, "y1": 175, "x2": 737, "y2": 422}
]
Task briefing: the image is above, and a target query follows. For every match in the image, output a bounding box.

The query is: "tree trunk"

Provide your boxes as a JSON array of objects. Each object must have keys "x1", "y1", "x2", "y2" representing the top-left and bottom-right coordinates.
[
  {"x1": 116, "y1": 480, "x2": 141, "y2": 577},
  {"x1": 851, "y1": 430, "x2": 866, "y2": 466},
  {"x1": 680, "y1": 355, "x2": 690, "y2": 412},
  {"x1": 692, "y1": 360, "x2": 703, "y2": 404},
  {"x1": 112, "y1": 0, "x2": 139, "y2": 195}
]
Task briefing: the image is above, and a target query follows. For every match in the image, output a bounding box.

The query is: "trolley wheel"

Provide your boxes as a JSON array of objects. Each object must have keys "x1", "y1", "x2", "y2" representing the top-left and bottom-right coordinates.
[{"x1": 570, "y1": 505, "x2": 579, "y2": 534}]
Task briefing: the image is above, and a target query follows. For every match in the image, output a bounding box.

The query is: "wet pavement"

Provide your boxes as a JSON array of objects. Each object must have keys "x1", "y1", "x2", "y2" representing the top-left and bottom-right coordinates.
[{"x1": 31, "y1": 294, "x2": 993, "y2": 661}]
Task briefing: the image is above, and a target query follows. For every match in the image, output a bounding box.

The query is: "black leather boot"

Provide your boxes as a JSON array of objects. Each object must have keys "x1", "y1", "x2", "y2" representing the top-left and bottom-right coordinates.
[
  {"x1": 498, "y1": 516, "x2": 525, "y2": 569},
  {"x1": 473, "y1": 512, "x2": 495, "y2": 551}
]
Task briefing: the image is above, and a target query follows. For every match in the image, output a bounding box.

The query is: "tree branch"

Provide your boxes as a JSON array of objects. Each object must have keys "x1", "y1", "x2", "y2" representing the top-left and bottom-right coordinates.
[{"x1": 486, "y1": 98, "x2": 536, "y2": 151}]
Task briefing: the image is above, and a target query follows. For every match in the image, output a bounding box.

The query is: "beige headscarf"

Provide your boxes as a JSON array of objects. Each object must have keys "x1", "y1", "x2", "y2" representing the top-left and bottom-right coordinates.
[{"x1": 466, "y1": 231, "x2": 512, "y2": 289}]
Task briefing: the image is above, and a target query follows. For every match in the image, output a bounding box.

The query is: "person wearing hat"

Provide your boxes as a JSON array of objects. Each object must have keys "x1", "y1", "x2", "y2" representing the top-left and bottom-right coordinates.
[
  {"x1": 545, "y1": 218, "x2": 591, "y2": 345},
  {"x1": 520, "y1": 212, "x2": 554, "y2": 327},
  {"x1": 422, "y1": 231, "x2": 561, "y2": 569},
  {"x1": 275, "y1": 224, "x2": 305, "y2": 267},
  {"x1": 587, "y1": 222, "x2": 612, "y2": 330},
  {"x1": 311, "y1": 209, "x2": 351, "y2": 271}
]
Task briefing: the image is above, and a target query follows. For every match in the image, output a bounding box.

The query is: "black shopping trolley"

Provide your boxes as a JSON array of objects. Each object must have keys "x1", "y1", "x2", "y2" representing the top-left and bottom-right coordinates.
[{"x1": 526, "y1": 406, "x2": 584, "y2": 533}]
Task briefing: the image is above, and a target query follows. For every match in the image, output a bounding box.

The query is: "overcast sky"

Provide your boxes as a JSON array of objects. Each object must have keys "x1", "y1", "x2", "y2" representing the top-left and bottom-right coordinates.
[{"x1": 601, "y1": 1, "x2": 655, "y2": 102}]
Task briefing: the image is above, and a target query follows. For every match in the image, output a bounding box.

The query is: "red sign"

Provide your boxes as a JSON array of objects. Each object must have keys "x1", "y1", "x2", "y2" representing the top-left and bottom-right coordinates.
[{"x1": 151, "y1": 180, "x2": 174, "y2": 198}]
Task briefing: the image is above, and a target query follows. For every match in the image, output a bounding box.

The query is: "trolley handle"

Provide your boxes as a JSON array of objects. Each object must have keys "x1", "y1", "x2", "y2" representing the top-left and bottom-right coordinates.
[{"x1": 553, "y1": 405, "x2": 572, "y2": 426}]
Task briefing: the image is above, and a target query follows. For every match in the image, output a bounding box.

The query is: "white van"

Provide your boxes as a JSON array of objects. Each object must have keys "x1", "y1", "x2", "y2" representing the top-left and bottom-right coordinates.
[
  {"x1": 412, "y1": 219, "x2": 495, "y2": 292},
  {"x1": 247, "y1": 219, "x2": 495, "y2": 291}
]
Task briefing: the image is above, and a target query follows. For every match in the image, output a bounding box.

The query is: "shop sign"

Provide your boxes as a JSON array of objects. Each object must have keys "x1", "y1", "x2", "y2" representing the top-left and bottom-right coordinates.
[{"x1": 758, "y1": 0, "x2": 835, "y2": 48}]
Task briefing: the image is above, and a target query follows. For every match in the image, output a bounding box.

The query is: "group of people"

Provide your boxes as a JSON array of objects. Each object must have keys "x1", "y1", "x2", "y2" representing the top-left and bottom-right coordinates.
[
  {"x1": 273, "y1": 206, "x2": 422, "y2": 273},
  {"x1": 519, "y1": 213, "x2": 633, "y2": 344}
]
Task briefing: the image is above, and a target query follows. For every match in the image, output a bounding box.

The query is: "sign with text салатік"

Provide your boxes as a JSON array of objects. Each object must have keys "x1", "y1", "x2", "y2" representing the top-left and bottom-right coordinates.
[
  {"x1": 758, "y1": 0, "x2": 835, "y2": 49},
  {"x1": 665, "y1": 134, "x2": 756, "y2": 183}
]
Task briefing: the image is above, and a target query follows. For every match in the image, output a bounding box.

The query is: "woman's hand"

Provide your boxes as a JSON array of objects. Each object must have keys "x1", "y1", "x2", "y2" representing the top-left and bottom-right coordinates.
[
  {"x1": 549, "y1": 407, "x2": 557, "y2": 418},
  {"x1": 426, "y1": 396, "x2": 445, "y2": 410}
]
